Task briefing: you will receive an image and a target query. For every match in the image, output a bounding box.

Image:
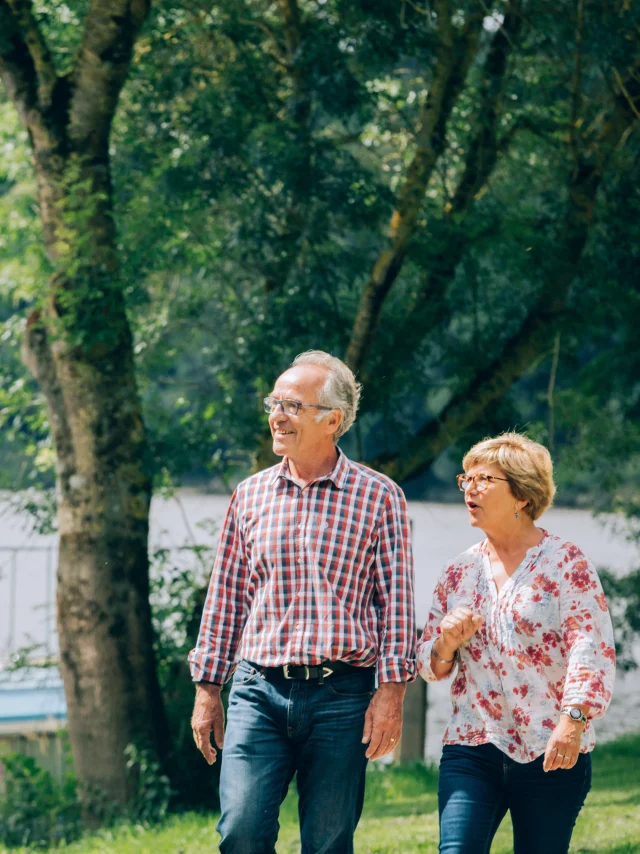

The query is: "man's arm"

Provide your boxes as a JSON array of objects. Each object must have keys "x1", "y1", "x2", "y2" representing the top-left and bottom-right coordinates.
[
  {"x1": 188, "y1": 489, "x2": 248, "y2": 685},
  {"x1": 364, "y1": 487, "x2": 416, "y2": 760},
  {"x1": 188, "y1": 490, "x2": 248, "y2": 763}
]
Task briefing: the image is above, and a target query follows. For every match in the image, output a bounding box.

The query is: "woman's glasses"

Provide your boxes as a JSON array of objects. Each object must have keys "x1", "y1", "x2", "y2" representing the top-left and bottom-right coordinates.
[{"x1": 456, "y1": 473, "x2": 509, "y2": 492}]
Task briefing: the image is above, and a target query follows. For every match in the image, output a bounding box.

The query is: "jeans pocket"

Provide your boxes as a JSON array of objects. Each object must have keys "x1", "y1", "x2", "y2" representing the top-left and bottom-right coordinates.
[
  {"x1": 233, "y1": 661, "x2": 261, "y2": 686},
  {"x1": 327, "y1": 671, "x2": 374, "y2": 698}
]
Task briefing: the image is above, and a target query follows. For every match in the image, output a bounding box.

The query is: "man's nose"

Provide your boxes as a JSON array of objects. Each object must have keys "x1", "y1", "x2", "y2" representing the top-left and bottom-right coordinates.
[{"x1": 270, "y1": 408, "x2": 288, "y2": 426}]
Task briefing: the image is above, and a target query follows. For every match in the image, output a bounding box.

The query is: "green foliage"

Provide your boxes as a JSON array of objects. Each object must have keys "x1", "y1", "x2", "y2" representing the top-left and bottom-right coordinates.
[
  {"x1": 3, "y1": 734, "x2": 639, "y2": 853},
  {"x1": 0, "y1": 753, "x2": 81, "y2": 849},
  {"x1": 2, "y1": 1, "x2": 639, "y2": 503},
  {"x1": 149, "y1": 544, "x2": 223, "y2": 810},
  {"x1": 600, "y1": 569, "x2": 640, "y2": 673},
  {"x1": 123, "y1": 744, "x2": 173, "y2": 825}
]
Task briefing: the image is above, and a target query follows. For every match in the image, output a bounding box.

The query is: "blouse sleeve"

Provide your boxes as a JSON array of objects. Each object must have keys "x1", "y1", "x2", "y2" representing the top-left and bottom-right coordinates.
[
  {"x1": 416, "y1": 569, "x2": 456, "y2": 683},
  {"x1": 559, "y1": 549, "x2": 616, "y2": 719}
]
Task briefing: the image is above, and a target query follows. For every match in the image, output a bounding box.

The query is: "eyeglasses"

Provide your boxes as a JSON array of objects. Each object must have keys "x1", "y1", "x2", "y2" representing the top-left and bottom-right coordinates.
[
  {"x1": 456, "y1": 473, "x2": 510, "y2": 492},
  {"x1": 263, "y1": 397, "x2": 334, "y2": 417}
]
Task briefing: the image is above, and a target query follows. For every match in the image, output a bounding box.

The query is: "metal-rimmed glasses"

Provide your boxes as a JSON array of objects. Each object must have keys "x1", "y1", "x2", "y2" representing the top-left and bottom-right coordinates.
[
  {"x1": 264, "y1": 397, "x2": 334, "y2": 417},
  {"x1": 456, "y1": 473, "x2": 510, "y2": 492}
]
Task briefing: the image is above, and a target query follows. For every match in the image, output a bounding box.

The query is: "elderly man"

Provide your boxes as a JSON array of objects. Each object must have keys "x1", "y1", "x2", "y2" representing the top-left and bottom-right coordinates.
[{"x1": 189, "y1": 350, "x2": 416, "y2": 854}]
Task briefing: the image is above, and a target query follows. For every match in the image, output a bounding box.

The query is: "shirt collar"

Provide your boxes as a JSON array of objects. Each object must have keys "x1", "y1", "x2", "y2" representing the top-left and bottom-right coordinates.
[{"x1": 269, "y1": 447, "x2": 350, "y2": 490}]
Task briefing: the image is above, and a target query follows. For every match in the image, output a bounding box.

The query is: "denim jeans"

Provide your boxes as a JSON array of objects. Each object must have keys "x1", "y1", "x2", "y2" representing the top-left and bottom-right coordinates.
[
  {"x1": 438, "y1": 742, "x2": 592, "y2": 854},
  {"x1": 217, "y1": 660, "x2": 375, "y2": 854}
]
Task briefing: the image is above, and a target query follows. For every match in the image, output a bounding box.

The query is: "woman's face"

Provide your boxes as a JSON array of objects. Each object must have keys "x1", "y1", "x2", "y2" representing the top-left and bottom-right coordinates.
[{"x1": 463, "y1": 462, "x2": 525, "y2": 530}]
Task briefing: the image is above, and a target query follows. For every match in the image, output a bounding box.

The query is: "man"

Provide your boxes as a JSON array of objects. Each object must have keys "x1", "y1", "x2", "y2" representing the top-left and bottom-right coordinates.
[{"x1": 189, "y1": 350, "x2": 416, "y2": 854}]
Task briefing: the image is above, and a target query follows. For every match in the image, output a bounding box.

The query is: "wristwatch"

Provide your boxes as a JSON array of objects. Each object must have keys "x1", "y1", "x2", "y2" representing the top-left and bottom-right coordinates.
[{"x1": 560, "y1": 706, "x2": 588, "y2": 725}]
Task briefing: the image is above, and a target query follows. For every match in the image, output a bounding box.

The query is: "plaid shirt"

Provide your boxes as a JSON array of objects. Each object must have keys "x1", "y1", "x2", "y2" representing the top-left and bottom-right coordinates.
[{"x1": 189, "y1": 449, "x2": 416, "y2": 685}]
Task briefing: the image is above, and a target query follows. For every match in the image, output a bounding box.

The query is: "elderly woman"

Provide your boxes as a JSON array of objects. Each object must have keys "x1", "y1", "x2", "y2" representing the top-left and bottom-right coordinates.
[{"x1": 417, "y1": 433, "x2": 616, "y2": 854}]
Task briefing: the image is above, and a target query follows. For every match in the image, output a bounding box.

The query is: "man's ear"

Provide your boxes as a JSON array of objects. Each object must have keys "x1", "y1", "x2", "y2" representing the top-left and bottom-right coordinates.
[{"x1": 326, "y1": 409, "x2": 342, "y2": 437}]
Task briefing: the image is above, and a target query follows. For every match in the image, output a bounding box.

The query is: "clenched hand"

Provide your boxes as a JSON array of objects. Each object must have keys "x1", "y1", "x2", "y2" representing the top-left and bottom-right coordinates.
[
  {"x1": 191, "y1": 683, "x2": 225, "y2": 765},
  {"x1": 439, "y1": 607, "x2": 483, "y2": 655}
]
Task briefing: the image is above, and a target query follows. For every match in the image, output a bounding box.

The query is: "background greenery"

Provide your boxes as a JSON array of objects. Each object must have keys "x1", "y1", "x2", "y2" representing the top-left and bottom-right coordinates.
[
  {"x1": 1, "y1": 0, "x2": 639, "y2": 513},
  {"x1": 2, "y1": 733, "x2": 639, "y2": 853}
]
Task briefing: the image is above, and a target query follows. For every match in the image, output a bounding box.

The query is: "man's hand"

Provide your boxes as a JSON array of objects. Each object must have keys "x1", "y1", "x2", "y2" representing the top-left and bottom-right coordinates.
[
  {"x1": 191, "y1": 682, "x2": 225, "y2": 765},
  {"x1": 543, "y1": 715, "x2": 584, "y2": 772},
  {"x1": 438, "y1": 607, "x2": 483, "y2": 656},
  {"x1": 362, "y1": 682, "x2": 406, "y2": 761}
]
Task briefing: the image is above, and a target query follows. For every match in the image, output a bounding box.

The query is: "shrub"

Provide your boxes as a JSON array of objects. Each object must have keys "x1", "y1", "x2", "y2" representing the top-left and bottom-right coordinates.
[{"x1": 0, "y1": 752, "x2": 82, "y2": 848}]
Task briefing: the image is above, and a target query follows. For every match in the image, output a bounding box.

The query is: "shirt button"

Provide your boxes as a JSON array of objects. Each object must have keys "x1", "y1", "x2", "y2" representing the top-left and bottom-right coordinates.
[{"x1": 297, "y1": 558, "x2": 302, "y2": 564}]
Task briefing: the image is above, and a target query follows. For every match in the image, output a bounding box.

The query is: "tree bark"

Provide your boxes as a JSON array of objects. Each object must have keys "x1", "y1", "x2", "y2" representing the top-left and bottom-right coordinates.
[{"x1": 1, "y1": 0, "x2": 169, "y2": 813}]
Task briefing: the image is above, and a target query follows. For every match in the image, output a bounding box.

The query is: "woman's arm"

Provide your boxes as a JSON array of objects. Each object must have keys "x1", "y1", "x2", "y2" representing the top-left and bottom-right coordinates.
[{"x1": 558, "y1": 550, "x2": 616, "y2": 720}]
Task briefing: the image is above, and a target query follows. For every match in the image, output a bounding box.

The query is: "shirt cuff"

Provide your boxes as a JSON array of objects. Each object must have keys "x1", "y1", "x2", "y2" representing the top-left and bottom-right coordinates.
[
  {"x1": 417, "y1": 639, "x2": 458, "y2": 683},
  {"x1": 188, "y1": 649, "x2": 234, "y2": 685},
  {"x1": 376, "y1": 656, "x2": 416, "y2": 684}
]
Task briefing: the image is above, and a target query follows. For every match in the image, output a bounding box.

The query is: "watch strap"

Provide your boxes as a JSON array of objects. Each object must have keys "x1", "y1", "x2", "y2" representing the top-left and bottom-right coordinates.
[{"x1": 560, "y1": 706, "x2": 588, "y2": 725}]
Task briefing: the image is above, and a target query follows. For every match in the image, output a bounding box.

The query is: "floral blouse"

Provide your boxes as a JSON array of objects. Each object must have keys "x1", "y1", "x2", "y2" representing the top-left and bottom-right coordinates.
[{"x1": 416, "y1": 531, "x2": 616, "y2": 763}]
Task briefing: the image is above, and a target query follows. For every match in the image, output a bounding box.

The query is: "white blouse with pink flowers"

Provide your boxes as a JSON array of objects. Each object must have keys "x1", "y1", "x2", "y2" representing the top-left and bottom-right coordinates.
[{"x1": 416, "y1": 531, "x2": 616, "y2": 763}]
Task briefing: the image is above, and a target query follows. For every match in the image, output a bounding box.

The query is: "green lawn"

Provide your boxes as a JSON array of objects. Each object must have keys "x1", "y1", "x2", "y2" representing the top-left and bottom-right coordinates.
[{"x1": 4, "y1": 735, "x2": 640, "y2": 853}]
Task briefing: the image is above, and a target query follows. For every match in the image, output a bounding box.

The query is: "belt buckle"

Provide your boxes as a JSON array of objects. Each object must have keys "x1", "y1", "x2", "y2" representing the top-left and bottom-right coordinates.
[{"x1": 283, "y1": 664, "x2": 310, "y2": 680}]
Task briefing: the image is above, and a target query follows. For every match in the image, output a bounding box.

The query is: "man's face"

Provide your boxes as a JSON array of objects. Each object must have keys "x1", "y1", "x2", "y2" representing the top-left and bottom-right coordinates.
[{"x1": 268, "y1": 365, "x2": 341, "y2": 462}]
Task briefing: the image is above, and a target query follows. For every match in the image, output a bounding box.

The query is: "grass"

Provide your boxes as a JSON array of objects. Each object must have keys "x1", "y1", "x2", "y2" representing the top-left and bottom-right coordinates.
[{"x1": 3, "y1": 735, "x2": 640, "y2": 853}]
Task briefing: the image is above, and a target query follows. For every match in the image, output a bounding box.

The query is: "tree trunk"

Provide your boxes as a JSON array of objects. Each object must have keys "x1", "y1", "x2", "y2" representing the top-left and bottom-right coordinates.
[{"x1": 2, "y1": 0, "x2": 169, "y2": 813}]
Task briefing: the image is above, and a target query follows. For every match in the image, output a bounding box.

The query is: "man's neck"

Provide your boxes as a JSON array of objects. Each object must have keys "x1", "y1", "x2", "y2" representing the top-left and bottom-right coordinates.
[{"x1": 287, "y1": 447, "x2": 339, "y2": 488}]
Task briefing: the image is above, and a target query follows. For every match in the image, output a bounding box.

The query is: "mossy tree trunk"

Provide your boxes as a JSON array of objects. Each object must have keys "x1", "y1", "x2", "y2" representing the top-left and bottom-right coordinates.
[{"x1": 0, "y1": 0, "x2": 169, "y2": 812}]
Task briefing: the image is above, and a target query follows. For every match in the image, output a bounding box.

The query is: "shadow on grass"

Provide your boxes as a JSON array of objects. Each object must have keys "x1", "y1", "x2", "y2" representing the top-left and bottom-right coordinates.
[{"x1": 573, "y1": 846, "x2": 640, "y2": 854}]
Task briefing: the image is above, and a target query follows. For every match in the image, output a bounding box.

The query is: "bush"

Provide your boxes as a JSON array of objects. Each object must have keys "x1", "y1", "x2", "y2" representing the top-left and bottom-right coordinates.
[{"x1": 0, "y1": 752, "x2": 82, "y2": 848}]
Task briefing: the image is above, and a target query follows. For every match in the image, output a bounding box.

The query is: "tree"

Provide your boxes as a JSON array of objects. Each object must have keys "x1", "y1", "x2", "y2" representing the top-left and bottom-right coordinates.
[{"x1": 0, "y1": 0, "x2": 169, "y2": 812}]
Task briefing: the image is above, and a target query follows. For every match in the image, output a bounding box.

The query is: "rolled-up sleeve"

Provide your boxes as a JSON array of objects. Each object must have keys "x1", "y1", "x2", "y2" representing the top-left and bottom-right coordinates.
[
  {"x1": 372, "y1": 487, "x2": 416, "y2": 683},
  {"x1": 559, "y1": 555, "x2": 616, "y2": 719},
  {"x1": 188, "y1": 490, "x2": 249, "y2": 684}
]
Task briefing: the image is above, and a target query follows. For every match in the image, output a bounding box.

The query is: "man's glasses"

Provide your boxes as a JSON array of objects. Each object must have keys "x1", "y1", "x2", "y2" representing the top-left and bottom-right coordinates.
[
  {"x1": 264, "y1": 397, "x2": 334, "y2": 417},
  {"x1": 456, "y1": 473, "x2": 510, "y2": 493}
]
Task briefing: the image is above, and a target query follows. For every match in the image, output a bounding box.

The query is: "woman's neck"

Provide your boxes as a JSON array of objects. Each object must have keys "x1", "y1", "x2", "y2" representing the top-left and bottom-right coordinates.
[{"x1": 484, "y1": 520, "x2": 544, "y2": 558}]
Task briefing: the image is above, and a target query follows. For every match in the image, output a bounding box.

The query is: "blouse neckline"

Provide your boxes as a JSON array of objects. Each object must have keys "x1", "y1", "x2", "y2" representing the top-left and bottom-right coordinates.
[{"x1": 481, "y1": 528, "x2": 549, "y2": 598}]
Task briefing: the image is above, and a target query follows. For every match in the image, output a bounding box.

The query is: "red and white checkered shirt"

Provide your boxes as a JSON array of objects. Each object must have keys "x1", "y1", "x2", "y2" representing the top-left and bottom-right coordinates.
[{"x1": 189, "y1": 449, "x2": 416, "y2": 685}]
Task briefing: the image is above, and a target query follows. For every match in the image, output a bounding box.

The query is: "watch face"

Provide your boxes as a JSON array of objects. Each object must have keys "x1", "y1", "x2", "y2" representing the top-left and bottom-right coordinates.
[{"x1": 569, "y1": 709, "x2": 581, "y2": 719}]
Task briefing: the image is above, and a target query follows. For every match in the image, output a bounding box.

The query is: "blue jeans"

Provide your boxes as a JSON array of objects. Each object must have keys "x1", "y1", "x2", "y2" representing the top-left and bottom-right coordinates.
[
  {"x1": 438, "y1": 742, "x2": 592, "y2": 854},
  {"x1": 217, "y1": 660, "x2": 375, "y2": 854}
]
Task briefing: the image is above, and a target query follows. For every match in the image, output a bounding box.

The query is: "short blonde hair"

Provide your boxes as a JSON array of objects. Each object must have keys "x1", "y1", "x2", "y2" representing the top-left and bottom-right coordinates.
[{"x1": 462, "y1": 433, "x2": 556, "y2": 520}]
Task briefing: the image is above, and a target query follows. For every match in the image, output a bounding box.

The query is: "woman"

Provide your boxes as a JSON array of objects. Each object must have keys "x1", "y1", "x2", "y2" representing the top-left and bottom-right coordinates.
[{"x1": 417, "y1": 433, "x2": 616, "y2": 854}]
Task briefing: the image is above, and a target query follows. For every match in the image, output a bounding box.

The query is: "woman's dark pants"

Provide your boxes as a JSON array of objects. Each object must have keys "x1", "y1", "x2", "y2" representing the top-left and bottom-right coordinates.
[{"x1": 438, "y1": 742, "x2": 592, "y2": 854}]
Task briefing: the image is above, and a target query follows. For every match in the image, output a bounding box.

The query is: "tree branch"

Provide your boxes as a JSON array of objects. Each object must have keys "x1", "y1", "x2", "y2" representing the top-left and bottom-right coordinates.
[
  {"x1": 6, "y1": 0, "x2": 56, "y2": 104},
  {"x1": 68, "y1": 0, "x2": 151, "y2": 150},
  {"x1": 0, "y1": 0, "x2": 41, "y2": 124},
  {"x1": 449, "y1": 0, "x2": 522, "y2": 213},
  {"x1": 374, "y1": 63, "x2": 639, "y2": 483},
  {"x1": 345, "y1": 0, "x2": 484, "y2": 375},
  {"x1": 368, "y1": 0, "x2": 523, "y2": 388},
  {"x1": 263, "y1": 0, "x2": 313, "y2": 294}
]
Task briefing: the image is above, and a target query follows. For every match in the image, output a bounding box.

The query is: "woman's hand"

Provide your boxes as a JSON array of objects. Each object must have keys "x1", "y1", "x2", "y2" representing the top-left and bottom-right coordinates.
[
  {"x1": 437, "y1": 607, "x2": 484, "y2": 659},
  {"x1": 543, "y1": 716, "x2": 584, "y2": 772}
]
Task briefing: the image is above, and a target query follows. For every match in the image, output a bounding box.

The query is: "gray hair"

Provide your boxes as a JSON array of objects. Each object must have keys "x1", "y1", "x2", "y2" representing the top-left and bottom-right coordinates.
[{"x1": 290, "y1": 350, "x2": 361, "y2": 441}]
